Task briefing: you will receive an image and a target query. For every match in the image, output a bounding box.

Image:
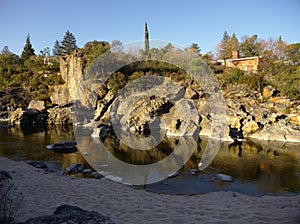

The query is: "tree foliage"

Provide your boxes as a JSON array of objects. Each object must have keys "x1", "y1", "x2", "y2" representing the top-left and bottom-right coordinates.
[
  {"x1": 216, "y1": 31, "x2": 231, "y2": 59},
  {"x1": 52, "y1": 40, "x2": 63, "y2": 56},
  {"x1": 61, "y1": 30, "x2": 78, "y2": 55},
  {"x1": 21, "y1": 34, "x2": 35, "y2": 61},
  {"x1": 188, "y1": 43, "x2": 201, "y2": 56},
  {"x1": 239, "y1": 35, "x2": 262, "y2": 57}
]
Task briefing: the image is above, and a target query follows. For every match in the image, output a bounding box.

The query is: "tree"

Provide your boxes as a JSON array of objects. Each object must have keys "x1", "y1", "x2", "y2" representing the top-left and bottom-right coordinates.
[
  {"x1": 230, "y1": 33, "x2": 239, "y2": 52},
  {"x1": 285, "y1": 43, "x2": 300, "y2": 64},
  {"x1": 52, "y1": 40, "x2": 62, "y2": 56},
  {"x1": 239, "y1": 35, "x2": 262, "y2": 57},
  {"x1": 82, "y1": 40, "x2": 110, "y2": 67},
  {"x1": 1, "y1": 46, "x2": 10, "y2": 54},
  {"x1": 21, "y1": 34, "x2": 35, "y2": 61},
  {"x1": 188, "y1": 43, "x2": 201, "y2": 56},
  {"x1": 144, "y1": 22, "x2": 150, "y2": 58},
  {"x1": 61, "y1": 30, "x2": 78, "y2": 55},
  {"x1": 274, "y1": 36, "x2": 287, "y2": 61},
  {"x1": 216, "y1": 31, "x2": 231, "y2": 59}
]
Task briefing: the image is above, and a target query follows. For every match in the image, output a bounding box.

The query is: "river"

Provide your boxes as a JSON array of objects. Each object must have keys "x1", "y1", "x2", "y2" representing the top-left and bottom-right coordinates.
[{"x1": 1, "y1": 122, "x2": 300, "y2": 196}]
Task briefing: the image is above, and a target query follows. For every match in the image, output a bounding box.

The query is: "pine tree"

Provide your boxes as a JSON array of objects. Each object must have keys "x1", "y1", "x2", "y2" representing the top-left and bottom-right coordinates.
[
  {"x1": 189, "y1": 43, "x2": 201, "y2": 56},
  {"x1": 230, "y1": 33, "x2": 239, "y2": 52},
  {"x1": 61, "y1": 30, "x2": 78, "y2": 55},
  {"x1": 144, "y1": 22, "x2": 150, "y2": 58},
  {"x1": 21, "y1": 34, "x2": 35, "y2": 61},
  {"x1": 52, "y1": 40, "x2": 63, "y2": 56},
  {"x1": 217, "y1": 31, "x2": 231, "y2": 59}
]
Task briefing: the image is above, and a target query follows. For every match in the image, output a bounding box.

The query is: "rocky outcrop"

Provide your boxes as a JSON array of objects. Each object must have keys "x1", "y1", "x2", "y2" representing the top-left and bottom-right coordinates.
[
  {"x1": 27, "y1": 100, "x2": 45, "y2": 111},
  {"x1": 18, "y1": 52, "x2": 296, "y2": 143},
  {"x1": 223, "y1": 85, "x2": 300, "y2": 142},
  {"x1": 9, "y1": 108, "x2": 48, "y2": 125},
  {"x1": 50, "y1": 54, "x2": 83, "y2": 105},
  {"x1": 47, "y1": 104, "x2": 73, "y2": 126},
  {"x1": 20, "y1": 205, "x2": 115, "y2": 224}
]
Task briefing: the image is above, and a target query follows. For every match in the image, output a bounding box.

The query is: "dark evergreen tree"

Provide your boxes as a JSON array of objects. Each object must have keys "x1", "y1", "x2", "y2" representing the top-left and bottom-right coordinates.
[
  {"x1": 21, "y1": 34, "x2": 35, "y2": 61},
  {"x1": 144, "y1": 22, "x2": 150, "y2": 58},
  {"x1": 230, "y1": 33, "x2": 239, "y2": 51},
  {"x1": 61, "y1": 30, "x2": 78, "y2": 55},
  {"x1": 52, "y1": 40, "x2": 63, "y2": 56},
  {"x1": 189, "y1": 43, "x2": 201, "y2": 56}
]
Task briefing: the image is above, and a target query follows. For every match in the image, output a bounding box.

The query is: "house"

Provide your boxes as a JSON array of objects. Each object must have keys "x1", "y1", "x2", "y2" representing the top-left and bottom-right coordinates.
[{"x1": 217, "y1": 50, "x2": 262, "y2": 72}]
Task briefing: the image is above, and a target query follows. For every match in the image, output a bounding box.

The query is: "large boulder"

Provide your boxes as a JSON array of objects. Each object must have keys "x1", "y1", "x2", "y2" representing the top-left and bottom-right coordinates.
[
  {"x1": 9, "y1": 108, "x2": 48, "y2": 125},
  {"x1": 20, "y1": 205, "x2": 115, "y2": 224},
  {"x1": 27, "y1": 100, "x2": 45, "y2": 111}
]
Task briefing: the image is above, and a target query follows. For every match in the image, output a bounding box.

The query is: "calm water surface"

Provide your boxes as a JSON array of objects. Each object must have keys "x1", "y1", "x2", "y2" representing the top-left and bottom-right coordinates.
[{"x1": 1, "y1": 122, "x2": 300, "y2": 196}]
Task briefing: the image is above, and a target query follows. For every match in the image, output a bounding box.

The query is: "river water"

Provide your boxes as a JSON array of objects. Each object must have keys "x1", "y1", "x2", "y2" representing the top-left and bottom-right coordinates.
[{"x1": 1, "y1": 122, "x2": 300, "y2": 196}]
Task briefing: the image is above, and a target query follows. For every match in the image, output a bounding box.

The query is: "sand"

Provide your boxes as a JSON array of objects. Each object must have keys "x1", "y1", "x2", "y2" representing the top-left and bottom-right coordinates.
[{"x1": 1, "y1": 156, "x2": 300, "y2": 224}]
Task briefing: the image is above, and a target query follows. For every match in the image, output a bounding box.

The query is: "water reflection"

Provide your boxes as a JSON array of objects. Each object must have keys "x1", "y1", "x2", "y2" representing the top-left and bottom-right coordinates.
[
  {"x1": 0, "y1": 123, "x2": 87, "y2": 174},
  {"x1": 1, "y1": 123, "x2": 300, "y2": 195}
]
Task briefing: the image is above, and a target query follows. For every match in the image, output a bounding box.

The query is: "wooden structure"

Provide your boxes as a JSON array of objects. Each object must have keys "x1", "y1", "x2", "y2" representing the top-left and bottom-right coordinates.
[{"x1": 217, "y1": 50, "x2": 262, "y2": 72}]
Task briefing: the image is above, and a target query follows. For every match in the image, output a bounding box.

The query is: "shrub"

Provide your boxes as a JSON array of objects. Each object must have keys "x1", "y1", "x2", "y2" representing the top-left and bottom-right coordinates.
[{"x1": 0, "y1": 181, "x2": 23, "y2": 223}]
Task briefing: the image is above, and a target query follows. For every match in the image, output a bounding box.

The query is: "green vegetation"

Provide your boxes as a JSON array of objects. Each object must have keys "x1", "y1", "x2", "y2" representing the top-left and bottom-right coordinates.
[
  {"x1": 52, "y1": 30, "x2": 78, "y2": 56},
  {"x1": 0, "y1": 29, "x2": 299, "y2": 111},
  {"x1": 21, "y1": 34, "x2": 35, "y2": 61}
]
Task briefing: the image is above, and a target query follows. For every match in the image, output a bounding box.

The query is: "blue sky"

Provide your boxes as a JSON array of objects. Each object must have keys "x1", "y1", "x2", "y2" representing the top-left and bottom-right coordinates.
[{"x1": 0, "y1": 0, "x2": 299, "y2": 56}]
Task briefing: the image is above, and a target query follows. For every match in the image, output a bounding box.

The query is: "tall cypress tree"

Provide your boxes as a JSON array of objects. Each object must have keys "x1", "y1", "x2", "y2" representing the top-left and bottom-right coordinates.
[
  {"x1": 21, "y1": 34, "x2": 35, "y2": 61},
  {"x1": 61, "y1": 30, "x2": 78, "y2": 55},
  {"x1": 144, "y1": 22, "x2": 150, "y2": 58}
]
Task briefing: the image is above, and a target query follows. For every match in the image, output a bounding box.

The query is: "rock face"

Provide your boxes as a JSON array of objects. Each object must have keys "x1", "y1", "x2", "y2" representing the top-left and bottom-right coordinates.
[
  {"x1": 50, "y1": 54, "x2": 83, "y2": 105},
  {"x1": 20, "y1": 205, "x2": 115, "y2": 224},
  {"x1": 9, "y1": 108, "x2": 48, "y2": 125},
  {"x1": 43, "y1": 54, "x2": 300, "y2": 143},
  {"x1": 47, "y1": 104, "x2": 73, "y2": 126},
  {"x1": 27, "y1": 100, "x2": 45, "y2": 111}
]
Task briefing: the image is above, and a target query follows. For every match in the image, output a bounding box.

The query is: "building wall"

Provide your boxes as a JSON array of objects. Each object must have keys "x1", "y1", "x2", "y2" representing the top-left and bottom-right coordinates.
[{"x1": 227, "y1": 57, "x2": 260, "y2": 72}]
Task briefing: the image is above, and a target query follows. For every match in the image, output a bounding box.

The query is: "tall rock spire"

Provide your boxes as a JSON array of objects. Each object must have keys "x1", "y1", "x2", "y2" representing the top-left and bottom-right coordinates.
[{"x1": 144, "y1": 22, "x2": 149, "y2": 58}]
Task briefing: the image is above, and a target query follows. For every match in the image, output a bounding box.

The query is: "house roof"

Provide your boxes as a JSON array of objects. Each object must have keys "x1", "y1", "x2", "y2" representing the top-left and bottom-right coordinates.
[{"x1": 217, "y1": 56, "x2": 262, "y2": 63}]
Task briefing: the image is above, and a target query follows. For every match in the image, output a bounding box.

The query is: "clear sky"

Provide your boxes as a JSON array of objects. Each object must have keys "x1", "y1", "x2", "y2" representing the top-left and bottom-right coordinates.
[{"x1": 0, "y1": 0, "x2": 299, "y2": 56}]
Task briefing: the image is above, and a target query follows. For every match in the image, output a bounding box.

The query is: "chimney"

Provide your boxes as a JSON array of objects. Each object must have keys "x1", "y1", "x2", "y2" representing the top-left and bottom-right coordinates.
[{"x1": 232, "y1": 50, "x2": 239, "y2": 59}]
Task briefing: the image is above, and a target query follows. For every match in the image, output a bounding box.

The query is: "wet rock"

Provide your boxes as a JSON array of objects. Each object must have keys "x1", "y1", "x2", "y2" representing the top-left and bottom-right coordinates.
[
  {"x1": 65, "y1": 164, "x2": 84, "y2": 174},
  {"x1": 46, "y1": 142, "x2": 78, "y2": 154},
  {"x1": 215, "y1": 173, "x2": 233, "y2": 182},
  {"x1": 20, "y1": 205, "x2": 115, "y2": 224},
  {"x1": 187, "y1": 169, "x2": 198, "y2": 175},
  {"x1": 82, "y1": 169, "x2": 93, "y2": 174},
  {"x1": 0, "y1": 170, "x2": 12, "y2": 180},
  {"x1": 27, "y1": 161, "x2": 48, "y2": 170},
  {"x1": 168, "y1": 171, "x2": 179, "y2": 178},
  {"x1": 90, "y1": 172, "x2": 102, "y2": 179}
]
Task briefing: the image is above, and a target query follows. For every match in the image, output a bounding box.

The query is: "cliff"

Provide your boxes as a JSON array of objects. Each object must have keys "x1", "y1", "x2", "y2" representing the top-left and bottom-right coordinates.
[
  {"x1": 50, "y1": 53, "x2": 83, "y2": 105},
  {"x1": 46, "y1": 54, "x2": 300, "y2": 142}
]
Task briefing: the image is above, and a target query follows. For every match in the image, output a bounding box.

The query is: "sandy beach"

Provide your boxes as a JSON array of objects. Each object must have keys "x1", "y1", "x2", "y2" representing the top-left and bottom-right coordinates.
[{"x1": 1, "y1": 156, "x2": 300, "y2": 224}]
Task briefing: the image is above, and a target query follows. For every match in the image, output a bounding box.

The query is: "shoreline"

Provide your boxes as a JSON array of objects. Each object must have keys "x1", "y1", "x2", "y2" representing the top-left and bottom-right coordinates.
[{"x1": 1, "y1": 156, "x2": 300, "y2": 224}]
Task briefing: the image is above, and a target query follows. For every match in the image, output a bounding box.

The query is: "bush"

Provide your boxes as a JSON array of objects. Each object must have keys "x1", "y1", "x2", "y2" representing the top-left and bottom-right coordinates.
[
  {"x1": 243, "y1": 73, "x2": 269, "y2": 92},
  {"x1": 0, "y1": 181, "x2": 23, "y2": 223},
  {"x1": 221, "y1": 68, "x2": 244, "y2": 86}
]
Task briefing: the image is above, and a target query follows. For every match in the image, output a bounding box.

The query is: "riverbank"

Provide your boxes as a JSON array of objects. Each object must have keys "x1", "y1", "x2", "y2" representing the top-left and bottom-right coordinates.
[{"x1": 1, "y1": 156, "x2": 300, "y2": 224}]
